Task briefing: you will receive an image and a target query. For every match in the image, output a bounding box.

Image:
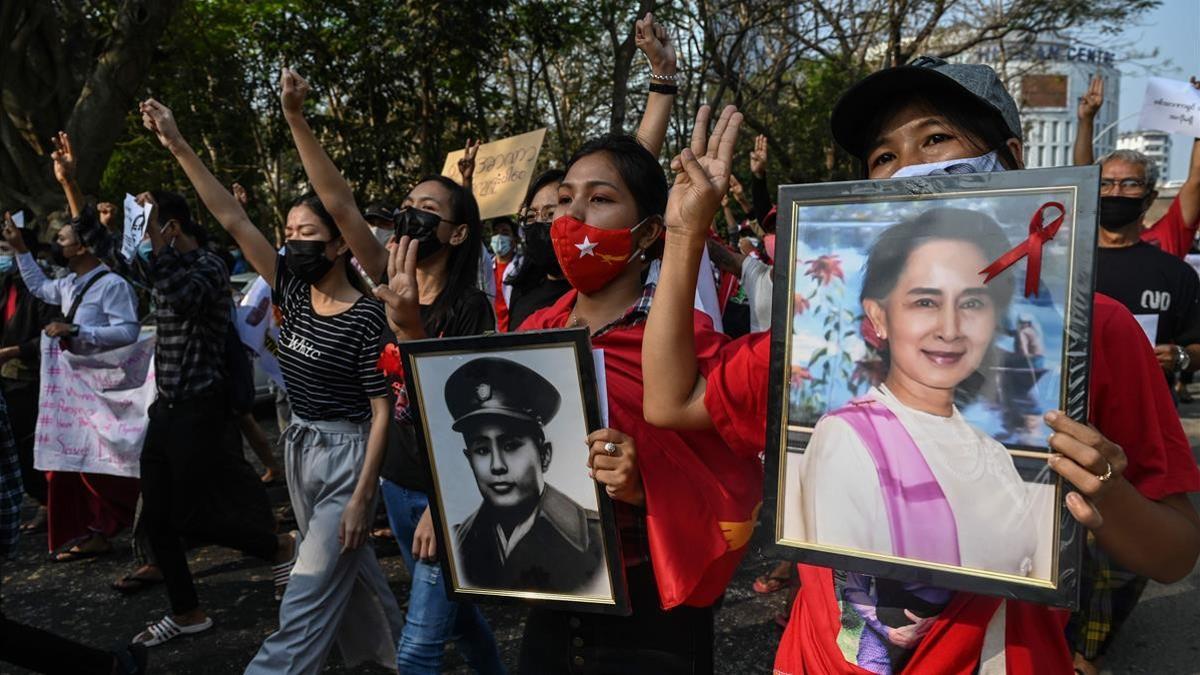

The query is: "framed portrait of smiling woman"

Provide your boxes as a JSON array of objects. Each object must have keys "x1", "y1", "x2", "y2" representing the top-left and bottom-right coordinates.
[
  {"x1": 765, "y1": 167, "x2": 1100, "y2": 614},
  {"x1": 401, "y1": 328, "x2": 629, "y2": 614}
]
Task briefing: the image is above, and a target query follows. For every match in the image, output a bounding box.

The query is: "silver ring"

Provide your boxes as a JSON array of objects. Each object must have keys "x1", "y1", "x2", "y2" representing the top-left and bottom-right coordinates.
[
  {"x1": 603, "y1": 442, "x2": 618, "y2": 456},
  {"x1": 1096, "y1": 461, "x2": 1113, "y2": 483}
]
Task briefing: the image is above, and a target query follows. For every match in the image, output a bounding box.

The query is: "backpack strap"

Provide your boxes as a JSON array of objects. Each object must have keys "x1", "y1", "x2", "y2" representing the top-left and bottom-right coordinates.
[
  {"x1": 827, "y1": 398, "x2": 961, "y2": 566},
  {"x1": 65, "y1": 270, "x2": 110, "y2": 323}
]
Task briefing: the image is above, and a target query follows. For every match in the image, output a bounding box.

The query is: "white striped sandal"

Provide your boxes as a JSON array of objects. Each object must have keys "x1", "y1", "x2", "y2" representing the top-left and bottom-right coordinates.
[
  {"x1": 272, "y1": 531, "x2": 299, "y2": 601},
  {"x1": 132, "y1": 614, "x2": 213, "y2": 647}
]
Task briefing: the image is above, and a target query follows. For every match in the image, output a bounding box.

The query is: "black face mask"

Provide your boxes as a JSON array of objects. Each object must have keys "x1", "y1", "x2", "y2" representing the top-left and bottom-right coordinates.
[
  {"x1": 1099, "y1": 196, "x2": 1148, "y2": 232},
  {"x1": 394, "y1": 207, "x2": 446, "y2": 261},
  {"x1": 284, "y1": 239, "x2": 334, "y2": 284},
  {"x1": 50, "y1": 242, "x2": 70, "y2": 268},
  {"x1": 522, "y1": 221, "x2": 561, "y2": 276}
]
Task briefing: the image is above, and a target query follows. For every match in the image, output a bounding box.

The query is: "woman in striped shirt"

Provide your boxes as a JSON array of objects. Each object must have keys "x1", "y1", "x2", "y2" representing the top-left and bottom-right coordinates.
[{"x1": 141, "y1": 95, "x2": 402, "y2": 674}]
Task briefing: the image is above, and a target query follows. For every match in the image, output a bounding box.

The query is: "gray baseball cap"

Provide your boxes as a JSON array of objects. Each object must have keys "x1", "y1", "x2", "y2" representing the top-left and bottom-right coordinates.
[{"x1": 831, "y1": 55, "x2": 1023, "y2": 160}]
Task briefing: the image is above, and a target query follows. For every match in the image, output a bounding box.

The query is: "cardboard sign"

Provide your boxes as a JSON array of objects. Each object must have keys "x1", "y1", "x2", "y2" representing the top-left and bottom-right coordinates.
[
  {"x1": 120, "y1": 193, "x2": 153, "y2": 261},
  {"x1": 33, "y1": 334, "x2": 156, "y2": 478},
  {"x1": 1138, "y1": 77, "x2": 1200, "y2": 138},
  {"x1": 442, "y1": 129, "x2": 547, "y2": 220},
  {"x1": 11, "y1": 211, "x2": 24, "y2": 229}
]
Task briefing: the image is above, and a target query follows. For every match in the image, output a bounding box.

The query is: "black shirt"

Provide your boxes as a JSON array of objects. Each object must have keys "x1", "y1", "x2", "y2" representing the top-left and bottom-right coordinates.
[
  {"x1": 380, "y1": 288, "x2": 495, "y2": 490},
  {"x1": 1094, "y1": 242, "x2": 1200, "y2": 375},
  {"x1": 273, "y1": 256, "x2": 389, "y2": 422},
  {"x1": 507, "y1": 277, "x2": 572, "y2": 332}
]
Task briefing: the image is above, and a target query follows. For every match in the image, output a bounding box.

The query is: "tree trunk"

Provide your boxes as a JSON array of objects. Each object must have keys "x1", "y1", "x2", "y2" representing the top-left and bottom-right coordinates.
[{"x1": 0, "y1": 0, "x2": 182, "y2": 218}]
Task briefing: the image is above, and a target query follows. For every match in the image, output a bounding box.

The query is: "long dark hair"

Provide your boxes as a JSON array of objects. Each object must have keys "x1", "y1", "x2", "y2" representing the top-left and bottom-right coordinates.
[
  {"x1": 564, "y1": 134, "x2": 668, "y2": 264},
  {"x1": 509, "y1": 168, "x2": 565, "y2": 291},
  {"x1": 858, "y1": 92, "x2": 1020, "y2": 176},
  {"x1": 412, "y1": 175, "x2": 482, "y2": 332},
  {"x1": 288, "y1": 192, "x2": 370, "y2": 296},
  {"x1": 861, "y1": 207, "x2": 1015, "y2": 402}
]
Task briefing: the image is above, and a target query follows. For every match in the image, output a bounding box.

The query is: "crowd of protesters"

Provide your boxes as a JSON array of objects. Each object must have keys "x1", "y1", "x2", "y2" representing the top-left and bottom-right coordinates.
[{"x1": 0, "y1": 11, "x2": 1199, "y2": 675}]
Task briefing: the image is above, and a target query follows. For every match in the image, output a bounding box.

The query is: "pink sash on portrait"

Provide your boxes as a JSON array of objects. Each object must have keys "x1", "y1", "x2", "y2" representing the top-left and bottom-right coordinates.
[{"x1": 827, "y1": 398, "x2": 961, "y2": 566}]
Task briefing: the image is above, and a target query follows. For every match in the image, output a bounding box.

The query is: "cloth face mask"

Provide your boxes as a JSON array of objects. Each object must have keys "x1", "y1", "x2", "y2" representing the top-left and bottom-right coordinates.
[
  {"x1": 550, "y1": 215, "x2": 645, "y2": 295},
  {"x1": 890, "y1": 151, "x2": 1005, "y2": 178}
]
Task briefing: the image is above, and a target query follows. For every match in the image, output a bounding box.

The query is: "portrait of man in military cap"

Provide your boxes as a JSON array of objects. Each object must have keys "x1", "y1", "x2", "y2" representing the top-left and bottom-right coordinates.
[{"x1": 444, "y1": 356, "x2": 605, "y2": 595}]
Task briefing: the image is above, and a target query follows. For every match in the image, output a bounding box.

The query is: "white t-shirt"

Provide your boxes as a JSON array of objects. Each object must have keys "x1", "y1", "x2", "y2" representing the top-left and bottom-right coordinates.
[{"x1": 800, "y1": 384, "x2": 1053, "y2": 579}]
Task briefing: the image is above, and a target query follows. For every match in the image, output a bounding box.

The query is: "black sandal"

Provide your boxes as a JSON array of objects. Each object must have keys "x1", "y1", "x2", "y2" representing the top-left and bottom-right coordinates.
[{"x1": 112, "y1": 570, "x2": 164, "y2": 596}]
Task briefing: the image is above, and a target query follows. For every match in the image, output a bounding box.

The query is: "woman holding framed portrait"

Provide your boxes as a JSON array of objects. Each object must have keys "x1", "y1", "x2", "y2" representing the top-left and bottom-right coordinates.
[
  {"x1": 643, "y1": 60, "x2": 1200, "y2": 673},
  {"x1": 379, "y1": 132, "x2": 763, "y2": 674}
]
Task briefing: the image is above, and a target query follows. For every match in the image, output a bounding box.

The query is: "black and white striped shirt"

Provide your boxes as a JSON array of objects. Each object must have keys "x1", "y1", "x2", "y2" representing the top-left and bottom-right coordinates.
[{"x1": 273, "y1": 256, "x2": 388, "y2": 422}]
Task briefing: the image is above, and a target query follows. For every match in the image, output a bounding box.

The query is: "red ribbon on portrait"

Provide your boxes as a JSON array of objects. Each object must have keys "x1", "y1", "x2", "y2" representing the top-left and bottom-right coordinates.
[{"x1": 979, "y1": 201, "x2": 1066, "y2": 298}]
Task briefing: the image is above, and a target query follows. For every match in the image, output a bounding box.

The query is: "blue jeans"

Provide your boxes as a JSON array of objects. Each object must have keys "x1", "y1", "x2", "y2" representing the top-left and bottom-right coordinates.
[{"x1": 381, "y1": 479, "x2": 506, "y2": 674}]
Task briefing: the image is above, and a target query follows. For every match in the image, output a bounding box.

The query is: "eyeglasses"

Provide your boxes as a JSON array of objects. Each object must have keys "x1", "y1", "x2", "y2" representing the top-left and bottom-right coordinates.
[
  {"x1": 1100, "y1": 178, "x2": 1148, "y2": 195},
  {"x1": 520, "y1": 206, "x2": 556, "y2": 224}
]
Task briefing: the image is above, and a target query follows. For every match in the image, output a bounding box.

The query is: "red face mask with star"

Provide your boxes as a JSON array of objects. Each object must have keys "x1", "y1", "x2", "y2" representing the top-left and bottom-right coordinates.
[{"x1": 550, "y1": 215, "x2": 647, "y2": 294}]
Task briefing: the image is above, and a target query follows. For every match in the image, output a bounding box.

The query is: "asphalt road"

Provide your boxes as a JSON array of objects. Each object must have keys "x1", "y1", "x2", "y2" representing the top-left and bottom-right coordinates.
[{"x1": 2, "y1": 402, "x2": 1198, "y2": 674}]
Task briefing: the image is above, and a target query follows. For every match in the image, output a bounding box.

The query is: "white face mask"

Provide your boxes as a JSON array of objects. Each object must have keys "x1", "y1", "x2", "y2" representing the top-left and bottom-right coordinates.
[
  {"x1": 890, "y1": 151, "x2": 1005, "y2": 178},
  {"x1": 369, "y1": 225, "x2": 394, "y2": 246}
]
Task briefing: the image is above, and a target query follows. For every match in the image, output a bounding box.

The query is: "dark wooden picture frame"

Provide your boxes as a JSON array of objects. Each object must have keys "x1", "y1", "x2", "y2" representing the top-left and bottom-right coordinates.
[
  {"x1": 764, "y1": 167, "x2": 1100, "y2": 609},
  {"x1": 402, "y1": 328, "x2": 630, "y2": 615}
]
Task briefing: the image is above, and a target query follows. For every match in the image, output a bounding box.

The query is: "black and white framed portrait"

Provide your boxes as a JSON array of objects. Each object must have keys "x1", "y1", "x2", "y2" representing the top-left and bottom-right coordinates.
[
  {"x1": 765, "y1": 167, "x2": 1101, "y2": 610},
  {"x1": 402, "y1": 328, "x2": 629, "y2": 614}
]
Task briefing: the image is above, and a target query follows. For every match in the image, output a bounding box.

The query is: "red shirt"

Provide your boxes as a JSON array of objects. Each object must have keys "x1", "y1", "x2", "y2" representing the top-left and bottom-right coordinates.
[
  {"x1": 1141, "y1": 195, "x2": 1198, "y2": 259},
  {"x1": 705, "y1": 294, "x2": 1200, "y2": 672},
  {"x1": 522, "y1": 289, "x2": 764, "y2": 609},
  {"x1": 493, "y1": 259, "x2": 511, "y2": 332}
]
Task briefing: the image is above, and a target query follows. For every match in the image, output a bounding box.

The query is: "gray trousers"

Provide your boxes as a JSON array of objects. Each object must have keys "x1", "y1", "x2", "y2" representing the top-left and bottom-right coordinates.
[{"x1": 245, "y1": 417, "x2": 402, "y2": 674}]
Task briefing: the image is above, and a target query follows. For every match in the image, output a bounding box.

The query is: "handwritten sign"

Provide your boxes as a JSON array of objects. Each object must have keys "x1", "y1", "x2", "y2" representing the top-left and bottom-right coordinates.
[
  {"x1": 120, "y1": 193, "x2": 153, "y2": 261},
  {"x1": 235, "y1": 275, "x2": 285, "y2": 389},
  {"x1": 11, "y1": 211, "x2": 24, "y2": 229},
  {"x1": 442, "y1": 129, "x2": 547, "y2": 220},
  {"x1": 33, "y1": 333, "x2": 156, "y2": 478},
  {"x1": 1138, "y1": 77, "x2": 1200, "y2": 138}
]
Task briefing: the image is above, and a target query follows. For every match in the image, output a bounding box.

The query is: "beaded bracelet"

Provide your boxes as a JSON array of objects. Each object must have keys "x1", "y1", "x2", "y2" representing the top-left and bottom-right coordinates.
[{"x1": 650, "y1": 71, "x2": 678, "y2": 83}]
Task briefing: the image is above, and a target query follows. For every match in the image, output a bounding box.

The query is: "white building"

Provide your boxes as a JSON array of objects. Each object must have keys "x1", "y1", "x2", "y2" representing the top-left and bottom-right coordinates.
[
  {"x1": 1117, "y1": 130, "x2": 1171, "y2": 184},
  {"x1": 960, "y1": 41, "x2": 1120, "y2": 169}
]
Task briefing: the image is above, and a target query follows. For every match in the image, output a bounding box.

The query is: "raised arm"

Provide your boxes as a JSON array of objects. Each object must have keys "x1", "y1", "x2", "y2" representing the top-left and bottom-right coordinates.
[
  {"x1": 749, "y1": 134, "x2": 774, "y2": 224},
  {"x1": 140, "y1": 98, "x2": 278, "y2": 287},
  {"x1": 1073, "y1": 74, "x2": 1103, "y2": 166},
  {"x1": 281, "y1": 67, "x2": 388, "y2": 282},
  {"x1": 1177, "y1": 78, "x2": 1200, "y2": 225},
  {"x1": 50, "y1": 132, "x2": 84, "y2": 218},
  {"x1": 4, "y1": 215, "x2": 60, "y2": 305},
  {"x1": 633, "y1": 12, "x2": 677, "y2": 157},
  {"x1": 456, "y1": 139, "x2": 481, "y2": 190},
  {"x1": 643, "y1": 104, "x2": 742, "y2": 429}
]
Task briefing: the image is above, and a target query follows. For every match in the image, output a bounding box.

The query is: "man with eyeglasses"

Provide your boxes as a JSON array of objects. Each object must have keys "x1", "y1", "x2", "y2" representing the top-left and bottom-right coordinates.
[{"x1": 1092, "y1": 148, "x2": 1200, "y2": 389}]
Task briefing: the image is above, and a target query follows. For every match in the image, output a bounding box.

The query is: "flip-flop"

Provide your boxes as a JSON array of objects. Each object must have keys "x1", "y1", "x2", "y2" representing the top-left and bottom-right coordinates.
[
  {"x1": 49, "y1": 535, "x2": 112, "y2": 563},
  {"x1": 19, "y1": 511, "x2": 47, "y2": 534},
  {"x1": 112, "y1": 571, "x2": 164, "y2": 596},
  {"x1": 132, "y1": 615, "x2": 213, "y2": 647}
]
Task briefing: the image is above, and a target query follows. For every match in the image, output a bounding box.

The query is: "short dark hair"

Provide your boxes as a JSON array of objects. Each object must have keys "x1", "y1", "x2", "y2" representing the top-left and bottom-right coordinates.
[
  {"x1": 151, "y1": 190, "x2": 207, "y2": 244},
  {"x1": 858, "y1": 92, "x2": 1020, "y2": 176}
]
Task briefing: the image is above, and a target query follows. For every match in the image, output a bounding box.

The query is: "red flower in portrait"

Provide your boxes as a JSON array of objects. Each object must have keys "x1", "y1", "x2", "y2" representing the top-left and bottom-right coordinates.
[
  {"x1": 793, "y1": 293, "x2": 810, "y2": 315},
  {"x1": 804, "y1": 255, "x2": 844, "y2": 286},
  {"x1": 790, "y1": 366, "x2": 813, "y2": 388}
]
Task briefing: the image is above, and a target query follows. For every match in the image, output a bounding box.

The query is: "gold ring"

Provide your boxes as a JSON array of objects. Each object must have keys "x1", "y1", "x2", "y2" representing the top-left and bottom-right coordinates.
[
  {"x1": 1096, "y1": 461, "x2": 1113, "y2": 483},
  {"x1": 603, "y1": 442, "x2": 618, "y2": 456}
]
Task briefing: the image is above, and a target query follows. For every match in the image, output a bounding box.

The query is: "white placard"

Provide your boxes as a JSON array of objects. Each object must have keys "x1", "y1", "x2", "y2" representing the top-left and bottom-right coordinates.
[
  {"x1": 120, "y1": 193, "x2": 153, "y2": 261},
  {"x1": 1134, "y1": 314, "x2": 1159, "y2": 347},
  {"x1": 1138, "y1": 77, "x2": 1200, "y2": 138},
  {"x1": 235, "y1": 275, "x2": 285, "y2": 389},
  {"x1": 33, "y1": 334, "x2": 156, "y2": 478},
  {"x1": 11, "y1": 211, "x2": 24, "y2": 229}
]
